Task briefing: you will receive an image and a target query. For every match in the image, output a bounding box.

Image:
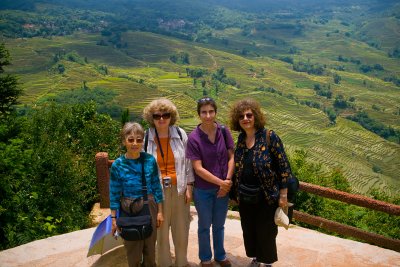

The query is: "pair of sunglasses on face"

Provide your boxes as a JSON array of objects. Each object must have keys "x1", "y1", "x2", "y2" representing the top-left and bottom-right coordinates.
[
  {"x1": 126, "y1": 137, "x2": 144, "y2": 144},
  {"x1": 153, "y1": 113, "x2": 171, "y2": 120},
  {"x1": 239, "y1": 112, "x2": 253, "y2": 120}
]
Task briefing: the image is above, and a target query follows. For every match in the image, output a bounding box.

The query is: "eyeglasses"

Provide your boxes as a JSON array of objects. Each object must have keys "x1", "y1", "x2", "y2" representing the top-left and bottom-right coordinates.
[
  {"x1": 153, "y1": 113, "x2": 171, "y2": 120},
  {"x1": 239, "y1": 113, "x2": 253, "y2": 120},
  {"x1": 197, "y1": 97, "x2": 214, "y2": 103},
  {"x1": 126, "y1": 137, "x2": 144, "y2": 144}
]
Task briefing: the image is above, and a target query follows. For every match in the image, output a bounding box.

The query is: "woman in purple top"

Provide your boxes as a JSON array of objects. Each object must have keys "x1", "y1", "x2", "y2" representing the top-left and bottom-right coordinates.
[{"x1": 186, "y1": 97, "x2": 235, "y2": 267}]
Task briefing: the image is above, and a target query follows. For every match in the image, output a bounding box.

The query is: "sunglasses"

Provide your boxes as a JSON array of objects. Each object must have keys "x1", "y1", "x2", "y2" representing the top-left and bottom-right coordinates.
[
  {"x1": 153, "y1": 113, "x2": 171, "y2": 120},
  {"x1": 126, "y1": 137, "x2": 144, "y2": 144},
  {"x1": 239, "y1": 113, "x2": 253, "y2": 120},
  {"x1": 197, "y1": 97, "x2": 214, "y2": 103}
]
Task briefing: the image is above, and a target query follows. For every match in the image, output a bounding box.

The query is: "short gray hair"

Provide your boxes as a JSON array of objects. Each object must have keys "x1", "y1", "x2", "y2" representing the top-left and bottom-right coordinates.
[{"x1": 120, "y1": 122, "x2": 144, "y2": 143}]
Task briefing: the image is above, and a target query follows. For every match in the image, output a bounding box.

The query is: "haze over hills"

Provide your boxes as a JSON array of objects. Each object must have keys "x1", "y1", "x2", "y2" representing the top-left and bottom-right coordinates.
[{"x1": 1, "y1": 0, "x2": 399, "y2": 196}]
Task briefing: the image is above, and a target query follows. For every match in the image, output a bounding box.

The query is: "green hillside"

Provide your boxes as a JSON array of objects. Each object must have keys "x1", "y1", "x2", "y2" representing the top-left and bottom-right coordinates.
[
  {"x1": 2, "y1": 28, "x2": 399, "y2": 196},
  {"x1": 1, "y1": 0, "x2": 399, "y2": 196}
]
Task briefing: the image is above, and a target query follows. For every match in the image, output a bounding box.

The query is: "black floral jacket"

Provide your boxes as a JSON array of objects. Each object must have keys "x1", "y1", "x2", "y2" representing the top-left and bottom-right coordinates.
[{"x1": 231, "y1": 128, "x2": 293, "y2": 205}]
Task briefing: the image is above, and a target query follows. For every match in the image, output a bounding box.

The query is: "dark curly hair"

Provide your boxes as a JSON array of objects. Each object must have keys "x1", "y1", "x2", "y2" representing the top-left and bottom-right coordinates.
[{"x1": 229, "y1": 98, "x2": 266, "y2": 132}]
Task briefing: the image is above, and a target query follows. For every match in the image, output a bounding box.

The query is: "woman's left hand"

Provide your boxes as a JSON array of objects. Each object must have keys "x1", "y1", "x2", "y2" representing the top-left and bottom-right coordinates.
[
  {"x1": 185, "y1": 186, "x2": 193, "y2": 204},
  {"x1": 279, "y1": 194, "x2": 288, "y2": 208},
  {"x1": 217, "y1": 188, "x2": 228, "y2": 198},
  {"x1": 157, "y1": 212, "x2": 164, "y2": 228}
]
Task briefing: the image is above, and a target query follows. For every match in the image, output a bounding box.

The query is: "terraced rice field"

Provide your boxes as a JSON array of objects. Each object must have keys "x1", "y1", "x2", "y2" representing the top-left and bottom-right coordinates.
[{"x1": 3, "y1": 31, "x2": 399, "y2": 196}]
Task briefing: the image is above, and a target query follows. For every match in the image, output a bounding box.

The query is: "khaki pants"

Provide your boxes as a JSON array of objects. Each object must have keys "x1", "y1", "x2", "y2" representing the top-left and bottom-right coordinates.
[
  {"x1": 157, "y1": 185, "x2": 190, "y2": 267},
  {"x1": 124, "y1": 197, "x2": 158, "y2": 267}
]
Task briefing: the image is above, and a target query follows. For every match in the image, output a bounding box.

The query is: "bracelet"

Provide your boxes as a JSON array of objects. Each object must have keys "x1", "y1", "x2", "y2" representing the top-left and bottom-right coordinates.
[
  {"x1": 187, "y1": 182, "x2": 194, "y2": 186},
  {"x1": 111, "y1": 215, "x2": 117, "y2": 218},
  {"x1": 280, "y1": 194, "x2": 287, "y2": 198}
]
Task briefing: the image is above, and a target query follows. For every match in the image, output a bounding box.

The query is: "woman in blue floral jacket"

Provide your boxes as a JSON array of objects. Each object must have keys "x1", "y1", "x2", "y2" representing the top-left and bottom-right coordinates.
[{"x1": 229, "y1": 98, "x2": 293, "y2": 267}]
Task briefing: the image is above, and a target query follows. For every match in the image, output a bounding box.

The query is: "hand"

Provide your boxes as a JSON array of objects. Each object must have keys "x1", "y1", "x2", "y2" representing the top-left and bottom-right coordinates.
[
  {"x1": 219, "y1": 179, "x2": 232, "y2": 193},
  {"x1": 185, "y1": 186, "x2": 193, "y2": 204},
  {"x1": 111, "y1": 218, "x2": 119, "y2": 236},
  {"x1": 279, "y1": 194, "x2": 288, "y2": 208},
  {"x1": 217, "y1": 188, "x2": 228, "y2": 198},
  {"x1": 157, "y1": 212, "x2": 164, "y2": 228}
]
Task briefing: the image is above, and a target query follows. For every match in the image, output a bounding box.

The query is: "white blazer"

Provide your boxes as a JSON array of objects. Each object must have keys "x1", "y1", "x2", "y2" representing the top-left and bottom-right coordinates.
[{"x1": 145, "y1": 126, "x2": 194, "y2": 195}]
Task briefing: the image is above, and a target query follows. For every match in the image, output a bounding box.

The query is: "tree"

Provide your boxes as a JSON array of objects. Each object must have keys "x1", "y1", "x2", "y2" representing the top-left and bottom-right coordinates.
[
  {"x1": 57, "y1": 64, "x2": 65, "y2": 74},
  {"x1": 0, "y1": 102, "x2": 121, "y2": 250},
  {"x1": 169, "y1": 52, "x2": 189, "y2": 64},
  {"x1": 0, "y1": 44, "x2": 22, "y2": 117},
  {"x1": 121, "y1": 108, "x2": 130, "y2": 125},
  {"x1": 333, "y1": 95, "x2": 348, "y2": 109},
  {"x1": 333, "y1": 73, "x2": 341, "y2": 84},
  {"x1": 325, "y1": 107, "x2": 336, "y2": 124}
]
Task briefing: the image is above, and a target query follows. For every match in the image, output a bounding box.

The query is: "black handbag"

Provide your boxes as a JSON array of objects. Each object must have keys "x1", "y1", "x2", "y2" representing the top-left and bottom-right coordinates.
[
  {"x1": 116, "y1": 157, "x2": 153, "y2": 241},
  {"x1": 117, "y1": 212, "x2": 152, "y2": 241},
  {"x1": 238, "y1": 183, "x2": 261, "y2": 204}
]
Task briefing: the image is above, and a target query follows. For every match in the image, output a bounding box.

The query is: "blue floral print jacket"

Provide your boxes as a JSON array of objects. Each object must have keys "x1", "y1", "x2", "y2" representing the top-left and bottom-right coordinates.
[{"x1": 232, "y1": 128, "x2": 293, "y2": 205}]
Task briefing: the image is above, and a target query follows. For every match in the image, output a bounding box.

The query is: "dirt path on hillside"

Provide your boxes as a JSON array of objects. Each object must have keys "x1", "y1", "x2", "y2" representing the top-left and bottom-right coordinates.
[{"x1": 205, "y1": 50, "x2": 218, "y2": 69}]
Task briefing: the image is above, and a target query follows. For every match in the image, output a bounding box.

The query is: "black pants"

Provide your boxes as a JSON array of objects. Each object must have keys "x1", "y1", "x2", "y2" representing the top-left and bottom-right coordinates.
[{"x1": 239, "y1": 198, "x2": 278, "y2": 264}]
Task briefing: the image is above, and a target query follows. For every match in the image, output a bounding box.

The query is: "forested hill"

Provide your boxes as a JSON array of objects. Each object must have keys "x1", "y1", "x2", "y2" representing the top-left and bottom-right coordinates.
[{"x1": 1, "y1": 0, "x2": 399, "y2": 195}]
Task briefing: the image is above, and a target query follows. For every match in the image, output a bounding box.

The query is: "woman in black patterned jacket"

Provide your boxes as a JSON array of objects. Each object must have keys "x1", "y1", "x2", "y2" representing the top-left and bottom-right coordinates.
[{"x1": 229, "y1": 98, "x2": 293, "y2": 267}]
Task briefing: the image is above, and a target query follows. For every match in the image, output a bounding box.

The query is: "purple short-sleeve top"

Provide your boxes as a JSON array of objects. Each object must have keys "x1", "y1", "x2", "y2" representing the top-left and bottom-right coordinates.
[{"x1": 186, "y1": 123, "x2": 234, "y2": 189}]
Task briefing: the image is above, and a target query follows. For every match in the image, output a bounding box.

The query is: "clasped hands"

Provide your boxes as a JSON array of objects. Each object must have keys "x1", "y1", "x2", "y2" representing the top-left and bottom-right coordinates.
[{"x1": 217, "y1": 179, "x2": 232, "y2": 197}]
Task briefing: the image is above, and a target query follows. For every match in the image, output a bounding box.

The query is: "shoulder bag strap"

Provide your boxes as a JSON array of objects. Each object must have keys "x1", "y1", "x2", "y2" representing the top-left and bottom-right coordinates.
[
  {"x1": 141, "y1": 156, "x2": 148, "y2": 201},
  {"x1": 175, "y1": 126, "x2": 183, "y2": 141},
  {"x1": 266, "y1": 128, "x2": 271, "y2": 149},
  {"x1": 221, "y1": 125, "x2": 228, "y2": 150},
  {"x1": 144, "y1": 130, "x2": 149, "y2": 152}
]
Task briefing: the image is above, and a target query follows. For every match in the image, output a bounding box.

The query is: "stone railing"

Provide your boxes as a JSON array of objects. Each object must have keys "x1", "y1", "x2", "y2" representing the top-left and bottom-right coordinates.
[{"x1": 95, "y1": 152, "x2": 400, "y2": 252}]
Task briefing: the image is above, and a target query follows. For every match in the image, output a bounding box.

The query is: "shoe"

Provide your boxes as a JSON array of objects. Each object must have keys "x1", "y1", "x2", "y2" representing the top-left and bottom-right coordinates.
[
  {"x1": 201, "y1": 261, "x2": 214, "y2": 267},
  {"x1": 249, "y1": 258, "x2": 258, "y2": 267},
  {"x1": 215, "y1": 259, "x2": 232, "y2": 267}
]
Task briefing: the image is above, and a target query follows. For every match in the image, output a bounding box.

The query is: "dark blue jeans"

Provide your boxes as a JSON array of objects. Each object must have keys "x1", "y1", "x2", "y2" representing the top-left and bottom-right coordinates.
[{"x1": 193, "y1": 187, "x2": 229, "y2": 262}]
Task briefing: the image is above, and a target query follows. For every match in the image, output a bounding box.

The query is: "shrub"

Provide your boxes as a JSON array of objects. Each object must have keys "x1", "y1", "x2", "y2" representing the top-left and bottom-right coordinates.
[
  {"x1": 293, "y1": 61, "x2": 325, "y2": 75},
  {"x1": 0, "y1": 103, "x2": 121, "y2": 249},
  {"x1": 279, "y1": 56, "x2": 294, "y2": 64},
  {"x1": 170, "y1": 52, "x2": 190, "y2": 64},
  {"x1": 333, "y1": 73, "x2": 341, "y2": 84},
  {"x1": 289, "y1": 150, "x2": 400, "y2": 240}
]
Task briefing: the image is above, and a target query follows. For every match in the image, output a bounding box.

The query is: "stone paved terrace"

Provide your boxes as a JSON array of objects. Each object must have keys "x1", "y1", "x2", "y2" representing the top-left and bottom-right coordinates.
[{"x1": 0, "y1": 205, "x2": 399, "y2": 267}]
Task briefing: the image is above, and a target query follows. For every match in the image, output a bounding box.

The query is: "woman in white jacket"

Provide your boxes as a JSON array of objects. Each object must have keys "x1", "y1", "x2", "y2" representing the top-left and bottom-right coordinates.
[{"x1": 143, "y1": 98, "x2": 194, "y2": 267}]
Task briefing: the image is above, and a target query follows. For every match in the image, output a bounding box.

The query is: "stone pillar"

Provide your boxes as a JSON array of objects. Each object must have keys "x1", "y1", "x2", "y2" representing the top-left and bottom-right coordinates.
[{"x1": 95, "y1": 152, "x2": 110, "y2": 208}]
